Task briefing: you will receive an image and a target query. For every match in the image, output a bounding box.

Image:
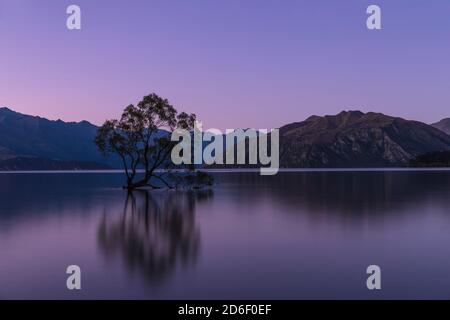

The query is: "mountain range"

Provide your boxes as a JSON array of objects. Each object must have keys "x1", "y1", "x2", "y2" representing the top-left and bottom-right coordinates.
[
  {"x1": 0, "y1": 107, "x2": 449, "y2": 170},
  {"x1": 0, "y1": 107, "x2": 118, "y2": 169},
  {"x1": 279, "y1": 111, "x2": 450, "y2": 167}
]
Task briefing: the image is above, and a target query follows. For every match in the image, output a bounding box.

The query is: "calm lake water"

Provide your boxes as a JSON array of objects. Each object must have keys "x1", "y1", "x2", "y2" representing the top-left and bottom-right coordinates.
[{"x1": 1, "y1": 170, "x2": 450, "y2": 299}]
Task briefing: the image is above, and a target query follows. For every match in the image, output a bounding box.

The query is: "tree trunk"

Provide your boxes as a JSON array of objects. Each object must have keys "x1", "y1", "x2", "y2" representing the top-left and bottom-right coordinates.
[{"x1": 124, "y1": 176, "x2": 154, "y2": 191}]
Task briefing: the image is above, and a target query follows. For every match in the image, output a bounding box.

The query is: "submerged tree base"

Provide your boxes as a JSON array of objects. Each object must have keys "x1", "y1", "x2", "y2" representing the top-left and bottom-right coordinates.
[{"x1": 122, "y1": 170, "x2": 214, "y2": 192}]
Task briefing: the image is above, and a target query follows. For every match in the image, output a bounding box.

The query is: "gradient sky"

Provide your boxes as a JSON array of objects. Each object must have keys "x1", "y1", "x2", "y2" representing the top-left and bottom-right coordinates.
[{"x1": 1, "y1": 0, "x2": 450, "y2": 129}]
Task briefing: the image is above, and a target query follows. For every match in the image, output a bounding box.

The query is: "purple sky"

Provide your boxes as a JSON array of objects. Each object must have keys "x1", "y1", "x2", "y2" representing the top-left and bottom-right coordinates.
[{"x1": 1, "y1": 0, "x2": 450, "y2": 129}]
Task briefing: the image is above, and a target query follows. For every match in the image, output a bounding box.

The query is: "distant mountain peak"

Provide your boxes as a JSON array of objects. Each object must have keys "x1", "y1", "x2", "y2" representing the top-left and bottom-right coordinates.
[
  {"x1": 0, "y1": 107, "x2": 14, "y2": 113},
  {"x1": 0, "y1": 106, "x2": 96, "y2": 128},
  {"x1": 432, "y1": 118, "x2": 450, "y2": 135},
  {"x1": 337, "y1": 110, "x2": 364, "y2": 116}
]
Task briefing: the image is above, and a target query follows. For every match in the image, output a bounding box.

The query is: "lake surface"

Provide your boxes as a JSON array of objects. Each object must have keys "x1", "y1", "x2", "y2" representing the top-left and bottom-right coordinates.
[{"x1": 1, "y1": 171, "x2": 450, "y2": 299}]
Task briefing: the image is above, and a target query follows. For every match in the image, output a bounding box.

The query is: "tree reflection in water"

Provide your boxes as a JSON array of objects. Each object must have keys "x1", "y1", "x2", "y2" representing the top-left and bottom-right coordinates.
[{"x1": 97, "y1": 190, "x2": 213, "y2": 284}]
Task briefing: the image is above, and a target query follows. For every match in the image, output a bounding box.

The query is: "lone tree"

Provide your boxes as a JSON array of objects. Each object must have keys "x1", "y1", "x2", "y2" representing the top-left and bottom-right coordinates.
[{"x1": 95, "y1": 93, "x2": 213, "y2": 191}]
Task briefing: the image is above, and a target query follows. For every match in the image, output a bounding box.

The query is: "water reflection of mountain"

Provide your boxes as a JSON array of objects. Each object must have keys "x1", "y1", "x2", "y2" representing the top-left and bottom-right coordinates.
[
  {"x1": 218, "y1": 171, "x2": 450, "y2": 219},
  {"x1": 97, "y1": 190, "x2": 212, "y2": 284},
  {"x1": 2, "y1": 171, "x2": 450, "y2": 226}
]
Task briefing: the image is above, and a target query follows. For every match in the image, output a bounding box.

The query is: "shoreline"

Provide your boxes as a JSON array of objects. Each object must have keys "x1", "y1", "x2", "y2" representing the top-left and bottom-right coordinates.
[{"x1": 2, "y1": 167, "x2": 450, "y2": 174}]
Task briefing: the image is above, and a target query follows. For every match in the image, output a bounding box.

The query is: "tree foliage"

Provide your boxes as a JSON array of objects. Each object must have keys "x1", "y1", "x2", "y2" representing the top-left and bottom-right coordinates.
[{"x1": 95, "y1": 93, "x2": 212, "y2": 190}]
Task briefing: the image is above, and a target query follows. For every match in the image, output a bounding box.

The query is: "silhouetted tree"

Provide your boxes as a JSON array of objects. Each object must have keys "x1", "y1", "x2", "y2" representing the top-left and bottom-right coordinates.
[{"x1": 95, "y1": 93, "x2": 212, "y2": 190}]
